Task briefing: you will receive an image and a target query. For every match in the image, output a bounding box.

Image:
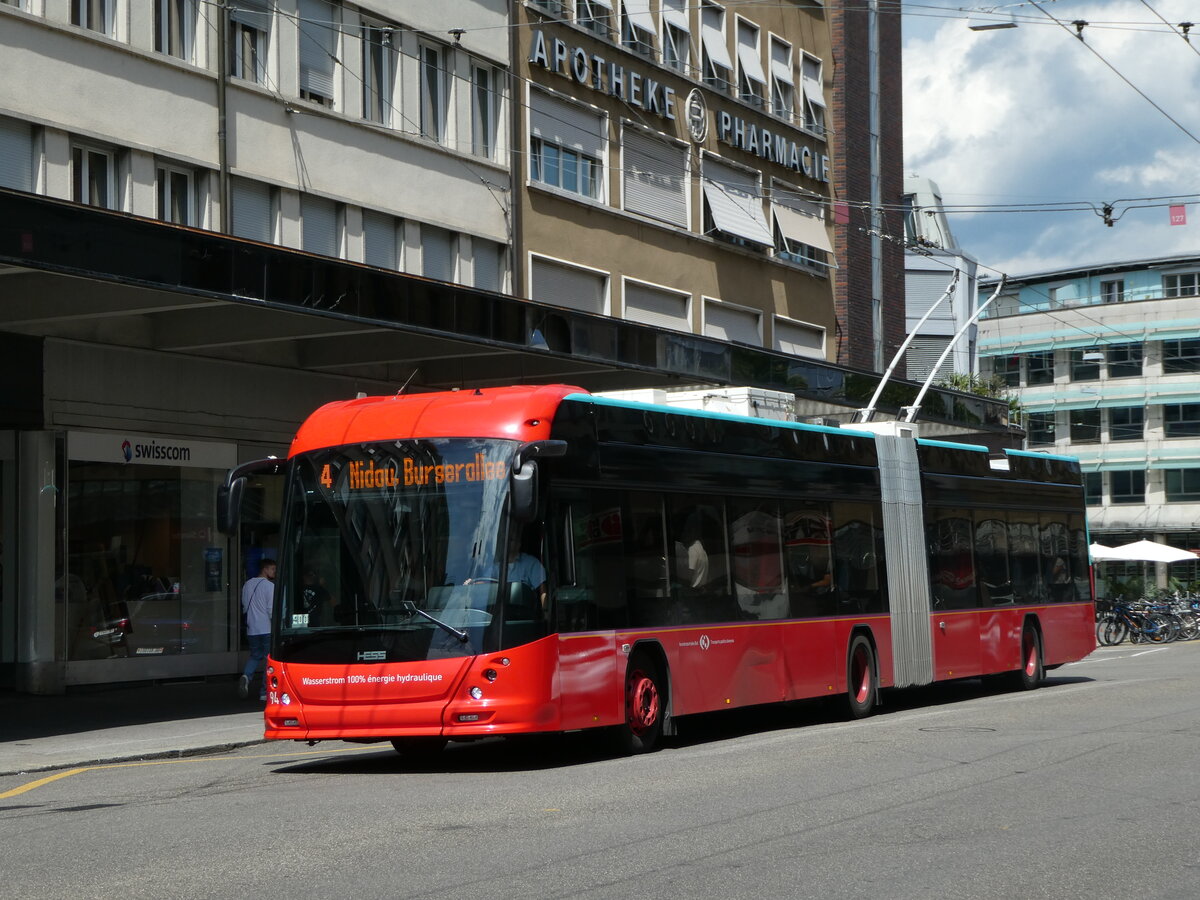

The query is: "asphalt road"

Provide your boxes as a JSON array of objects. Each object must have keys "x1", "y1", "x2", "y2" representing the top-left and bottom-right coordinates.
[{"x1": 3, "y1": 642, "x2": 1199, "y2": 900}]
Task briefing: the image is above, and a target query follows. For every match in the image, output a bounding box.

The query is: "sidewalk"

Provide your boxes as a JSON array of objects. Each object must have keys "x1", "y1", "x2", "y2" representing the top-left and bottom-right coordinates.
[{"x1": 0, "y1": 678, "x2": 267, "y2": 776}]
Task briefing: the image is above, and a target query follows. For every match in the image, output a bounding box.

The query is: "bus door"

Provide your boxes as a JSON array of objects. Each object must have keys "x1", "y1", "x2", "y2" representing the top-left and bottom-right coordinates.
[{"x1": 928, "y1": 509, "x2": 981, "y2": 680}]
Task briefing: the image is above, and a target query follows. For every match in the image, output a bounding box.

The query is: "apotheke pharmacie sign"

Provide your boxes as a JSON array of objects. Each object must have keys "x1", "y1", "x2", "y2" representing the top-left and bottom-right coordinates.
[{"x1": 528, "y1": 28, "x2": 830, "y2": 183}]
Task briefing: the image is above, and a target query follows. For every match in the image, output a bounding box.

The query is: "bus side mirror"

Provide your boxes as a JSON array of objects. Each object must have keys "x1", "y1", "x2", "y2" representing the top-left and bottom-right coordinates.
[
  {"x1": 511, "y1": 460, "x2": 538, "y2": 523},
  {"x1": 510, "y1": 440, "x2": 566, "y2": 523},
  {"x1": 217, "y1": 479, "x2": 245, "y2": 536},
  {"x1": 216, "y1": 457, "x2": 284, "y2": 536}
]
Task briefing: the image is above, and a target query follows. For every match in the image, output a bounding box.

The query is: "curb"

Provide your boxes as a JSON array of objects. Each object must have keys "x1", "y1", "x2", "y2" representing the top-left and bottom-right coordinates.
[{"x1": 0, "y1": 739, "x2": 269, "y2": 778}]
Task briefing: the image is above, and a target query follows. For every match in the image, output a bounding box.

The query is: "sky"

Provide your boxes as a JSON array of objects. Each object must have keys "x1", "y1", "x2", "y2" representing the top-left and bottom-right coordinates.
[{"x1": 902, "y1": 0, "x2": 1200, "y2": 279}]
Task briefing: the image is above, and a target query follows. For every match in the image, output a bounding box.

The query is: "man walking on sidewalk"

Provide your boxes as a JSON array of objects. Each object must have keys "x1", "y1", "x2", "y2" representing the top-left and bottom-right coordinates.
[{"x1": 239, "y1": 558, "x2": 276, "y2": 702}]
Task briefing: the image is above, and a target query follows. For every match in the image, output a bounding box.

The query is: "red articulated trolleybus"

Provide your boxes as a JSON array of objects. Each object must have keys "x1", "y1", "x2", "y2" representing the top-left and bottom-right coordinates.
[{"x1": 218, "y1": 385, "x2": 1095, "y2": 757}]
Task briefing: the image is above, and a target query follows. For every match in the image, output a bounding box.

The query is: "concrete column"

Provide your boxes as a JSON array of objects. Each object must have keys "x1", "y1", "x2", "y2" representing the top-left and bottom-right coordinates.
[{"x1": 16, "y1": 431, "x2": 63, "y2": 694}]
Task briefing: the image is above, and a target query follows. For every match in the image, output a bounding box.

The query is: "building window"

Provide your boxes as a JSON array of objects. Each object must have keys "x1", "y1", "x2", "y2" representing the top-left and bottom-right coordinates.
[
  {"x1": 735, "y1": 19, "x2": 765, "y2": 108},
  {"x1": 1107, "y1": 342, "x2": 1143, "y2": 378},
  {"x1": 624, "y1": 280, "x2": 690, "y2": 332},
  {"x1": 1083, "y1": 472, "x2": 1102, "y2": 506},
  {"x1": 1100, "y1": 279, "x2": 1124, "y2": 303},
  {"x1": 1165, "y1": 469, "x2": 1200, "y2": 502},
  {"x1": 301, "y1": 194, "x2": 340, "y2": 258},
  {"x1": 772, "y1": 194, "x2": 831, "y2": 270},
  {"x1": 530, "y1": 256, "x2": 607, "y2": 315},
  {"x1": 72, "y1": 0, "x2": 114, "y2": 36},
  {"x1": 72, "y1": 143, "x2": 117, "y2": 210},
  {"x1": 1026, "y1": 350, "x2": 1054, "y2": 385},
  {"x1": 1069, "y1": 409, "x2": 1100, "y2": 444},
  {"x1": 1110, "y1": 470, "x2": 1144, "y2": 505},
  {"x1": 1165, "y1": 404, "x2": 1200, "y2": 438},
  {"x1": 529, "y1": 91, "x2": 605, "y2": 201},
  {"x1": 704, "y1": 298, "x2": 761, "y2": 346},
  {"x1": 992, "y1": 355, "x2": 1020, "y2": 387},
  {"x1": 156, "y1": 164, "x2": 195, "y2": 225},
  {"x1": 1163, "y1": 338, "x2": 1200, "y2": 374},
  {"x1": 298, "y1": 0, "x2": 338, "y2": 107},
  {"x1": 801, "y1": 53, "x2": 826, "y2": 137},
  {"x1": 421, "y1": 224, "x2": 456, "y2": 282},
  {"x1": 773, "y1": 316, "x2": 825, "y2": 357},
  {"x1": 769, "y1": 36, "x2": 794, "y2": 121},
  {"x1": 1026, "y1": 412, "x2": 1055, "y2": 445},
  {"x1": 473, "y1": 238, "x2": 505, "y2": 293},
  {"x1": 1069, "y1": 349, "x2": 1100, "y2": 381},
  {"x1": 700, "y1": 2, "x2": 733, "y2": 93},
  {"x1": 362, "y1": 24, "x2": 396, "y2": 125},
  {"x1": 622, "y1": 128, "x2": 688, "y2": 228},
  {"x1": 1163, "y1": 272, "x2": 1200, "y2": 298},
  {"x1": 661, "y1": 0, "x2": 690, "y2": 73},
  {"x1": 702, "y1": 157, "x2": 772, "y2": 249},
  {"x1": 1109, "y1": 407, "x2": 1143, "y2": 442},
  {"x1": 472, "y1": 65, "x2": 499, "y2": 160},
  {"x1": 156, "y1": 0, "x2": 196, "y2": 61},
  {"x1": 230, "y1": 2, "x2": 270, "y2": 84},
  {"x1": 230, "y1": 177, "x2": 275, "y2": 243},
  {"x1": 528, "y1": 0, "x2": 567, "y2": 15},
  {"x1": 420, "y1": 44, "x2": 447, "y2": 142},
  {"x1": 362, "y1": 209, "x2": 401, "y2": 270},
  {"x1": 621, "y1": 1, "x2": 656, "y2": 60},
  {"x1": 577, "y1": 0, "x2": 613, "y2": 40},
  {"x1": 0, "y1": 117, "x2": 35, "y2": 192}
]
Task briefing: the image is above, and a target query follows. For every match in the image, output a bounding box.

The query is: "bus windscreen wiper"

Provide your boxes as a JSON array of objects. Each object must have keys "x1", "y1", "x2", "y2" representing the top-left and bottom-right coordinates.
[{"x1": 399, "y1": 600, "x2": 469, "y2": 643}]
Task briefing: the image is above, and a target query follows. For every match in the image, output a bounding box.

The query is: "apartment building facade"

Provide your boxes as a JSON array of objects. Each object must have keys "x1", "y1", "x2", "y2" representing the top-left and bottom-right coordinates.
[{"x1": 978, "y1": 256, "x2": 1200, "y2": 592}]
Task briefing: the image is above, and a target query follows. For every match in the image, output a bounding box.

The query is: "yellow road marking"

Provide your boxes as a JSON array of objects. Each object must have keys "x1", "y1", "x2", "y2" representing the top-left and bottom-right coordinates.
[{"x1": 0, "y1": 744, "x2": 377, "y2": 800}]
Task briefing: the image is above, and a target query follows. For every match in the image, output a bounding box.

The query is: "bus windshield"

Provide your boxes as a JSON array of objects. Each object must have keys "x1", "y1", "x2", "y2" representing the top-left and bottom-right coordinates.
[{"x1": 274, "y1": 438, "x2": 522, "y2": 663}]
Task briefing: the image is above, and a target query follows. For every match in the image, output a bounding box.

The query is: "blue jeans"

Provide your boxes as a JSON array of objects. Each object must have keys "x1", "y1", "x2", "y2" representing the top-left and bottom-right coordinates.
[{"x1": 243, "y1": 633, "x2": 271, "y2": 693}]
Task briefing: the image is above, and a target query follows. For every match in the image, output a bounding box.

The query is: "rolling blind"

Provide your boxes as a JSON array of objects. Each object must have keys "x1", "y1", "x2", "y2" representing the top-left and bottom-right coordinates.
[
  {"x1": 421, "y1": 225, "x2": 455, "y2": 282},
  {"x1": 362, "y1": 209, "x2": 398, "y2": 270},
  {"x1": 622, "y1": 129, "x2": 687, "y2": 227},
  {"x1": 531, "y1": 257, "x2": 605, "y2": 313},
  {"x1": 230, "y1": 178, "x2": 272, "y2": 242},
  {"x1": 704, "y1": 300, "x2": 761, "y2": 345},
  {"x1": 0, "y1": 117, "x2": 33, "y2": 192},
  {"x1": 703, "y1": 158, "x2": 772, "y2": 245},
  {"x1": 624, "y1": 281, "x2": 690, "y2": 331},
  {"x1": 773, "y1": 317, "x2": 824, "y2": 357},
  {"x1": 530, "y1": 91, "x2": 605, "y2": 157},
  {"x1": 298, "y1": 0, "x2": 337, "y2": 100},
  {"x1": 302, "y1": 195, "x2": 338, "y2": 257}
]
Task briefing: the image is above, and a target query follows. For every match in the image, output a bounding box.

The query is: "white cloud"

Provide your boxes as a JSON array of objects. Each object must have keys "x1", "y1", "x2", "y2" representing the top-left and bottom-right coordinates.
[{"x1": 904, "y1": 1, "x2": 1200, "y2": 274}]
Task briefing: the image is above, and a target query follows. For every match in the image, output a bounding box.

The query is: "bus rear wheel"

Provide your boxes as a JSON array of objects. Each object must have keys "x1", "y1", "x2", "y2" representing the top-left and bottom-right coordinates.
[
  {"x1": 1013, "y1": 625, "x2": 1043, "y2": 691},
  {"x1": 846, "y1": 634, "x2": 877, "y2": 719},
  {"x1": 615, "y1": 652, "x2": 665, "y2": 754}
]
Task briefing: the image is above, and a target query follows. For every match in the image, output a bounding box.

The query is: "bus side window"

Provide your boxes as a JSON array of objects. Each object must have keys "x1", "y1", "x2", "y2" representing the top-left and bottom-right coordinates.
[
  {"x1": 782, "y1": 503, "x2": 833, "y2": 618},
  {"x1": 729, "y1": 499, "x2": 787, "y2": 621},
  {"x1": 1007, "y1": 513, "x2": 1041, "y2": 604},
  {"x1": 554, "y1": 491, "x2": 627, "y2": 632},
  {"x1": 832, "y1": 501, "x2": 886, "y2": 615},
  {"x1": 626, "y1": 493, "x2": 673, "y2": 626},
  {"x1": 669, "y1": 496, "x2": 733, "y2": 622},
  {"x1": 1041, "y1": 517, "x2": 1072, "y2": 603},
  {"x1": 975, "y1": 514, "x2": 1012, "y2": 605},
  {"x1": 928, "y1": 509, "x2": 977, "y2": 611}
]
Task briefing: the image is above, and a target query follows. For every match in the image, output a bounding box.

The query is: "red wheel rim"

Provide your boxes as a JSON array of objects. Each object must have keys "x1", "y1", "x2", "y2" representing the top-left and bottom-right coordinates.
[
  {"x1": 850, "y1": 646, "x2": 870, "y2": 704},
  {"x1": 1023, "y1": 633, "x2": 1037, "y2": 675},
  {"x1": 626, "y1": 669, "x2": 660, "y2": 735}
]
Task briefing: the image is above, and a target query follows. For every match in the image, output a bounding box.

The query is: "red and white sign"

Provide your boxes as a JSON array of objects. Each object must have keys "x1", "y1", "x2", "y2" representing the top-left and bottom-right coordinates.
[{"x1": 1170, "y1": 205, "x2": 1187, "y2": 226}]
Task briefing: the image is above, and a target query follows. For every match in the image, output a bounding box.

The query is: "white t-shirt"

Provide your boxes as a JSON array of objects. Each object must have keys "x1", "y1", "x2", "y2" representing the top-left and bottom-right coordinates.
[{"x1": 241, "y1": 575, "x2": 274, "y2": 636}]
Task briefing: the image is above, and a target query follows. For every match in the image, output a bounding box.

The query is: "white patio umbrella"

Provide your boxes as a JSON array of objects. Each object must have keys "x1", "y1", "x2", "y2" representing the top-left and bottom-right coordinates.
[
  {"x1": 1088, "y1": 543, "x2": 1126, "y2": 561},
  {"x1": 1109, "y1": 540, "x2": 1199, "y2": 563}
]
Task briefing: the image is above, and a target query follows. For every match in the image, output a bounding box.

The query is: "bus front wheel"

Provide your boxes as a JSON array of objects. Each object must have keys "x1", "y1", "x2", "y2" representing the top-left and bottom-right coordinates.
[
  {"x1": 615, "y1": 652, "x2": 665, "y2": 754},
  {"x1": 1013, "y1": 625, "x2": 1044, "y2": 691},
  {"x1": 846, "y1": 634, "x2": 877, "y2": 719}
]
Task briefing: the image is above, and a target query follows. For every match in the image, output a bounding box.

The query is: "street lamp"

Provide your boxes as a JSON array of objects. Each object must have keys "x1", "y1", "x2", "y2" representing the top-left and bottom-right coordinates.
[{"x1": 968, "y1": 12, "x2": 1018, "y2": 31}]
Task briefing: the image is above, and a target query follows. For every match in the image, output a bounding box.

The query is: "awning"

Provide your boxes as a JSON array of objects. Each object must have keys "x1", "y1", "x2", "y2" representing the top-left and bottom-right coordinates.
[
  {"x1": 661, "y1": 0, "x2": 689, "y2": 32},
  {"x1": 771, "y1": 57, "x2": 794, "y2": 86},
  {"x1": 701, "y1": 23, "x2": 734, "y2": 72},
  {"x1": 622, "y1": 0, "x2": 657, "y2": 35},
  {"x1": 702, "y1": 179, "x2": 773, "y2": 246},
  {"x1": 737, "y1": 42, "x2": 767, "y2": 86},
  {"x1": 772, "y1": 198, "x2": 833, "y2": 253}
]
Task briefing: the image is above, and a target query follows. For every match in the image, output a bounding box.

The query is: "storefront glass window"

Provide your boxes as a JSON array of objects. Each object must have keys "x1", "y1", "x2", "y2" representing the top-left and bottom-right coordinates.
[{"x1": 66, "y1": 460, "x2": 229, "y2": 661}]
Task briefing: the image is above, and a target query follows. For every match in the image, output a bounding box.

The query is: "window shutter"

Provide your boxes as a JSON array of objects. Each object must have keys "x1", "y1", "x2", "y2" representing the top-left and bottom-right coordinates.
[
  {"x1": 623, "y1": 129, "x2": 687, "y2": 227},
  {"x1": 362, "y1": 209, "x2": 397, "y2": 269},
  {"x1": 0, "y1": 117, "x2": 33, "y2": 192},
  {"x1": 773, "y1": 317, "x2": 824, "y2": 357},
  {"x1": 421, "y1": 225, "x2": 454, "y2": 282},
  {"x1": 229, "y1": 0, "x2": 270, "y2": 27},
  {"x1": 704, "y1": 300, "x2": 761, "y2": 345},
  {"x1": 230, "y1": 178, "x2": 272, "y2": 242},
  {"x1": 473, "y1": 239, "x2": 504, "y2": 292},
  {"x1": 298, "y1": 0, "x2": 337, "y2": 100},
  {"x1": 624, "y1": 281, "x2": 690, "y2": 331},
  {"x1": 302, "y1": 195, "x2": 338, "y2": 257},
  {"x1": 906, "y1": 336, "x2": 952, "y2": 383},
  {"x1": 531, "y1": 91, "x2": 605, "y2": 157},
  {"x1": 531, "y1": 258, "x2": 605, "y2": 314}
]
